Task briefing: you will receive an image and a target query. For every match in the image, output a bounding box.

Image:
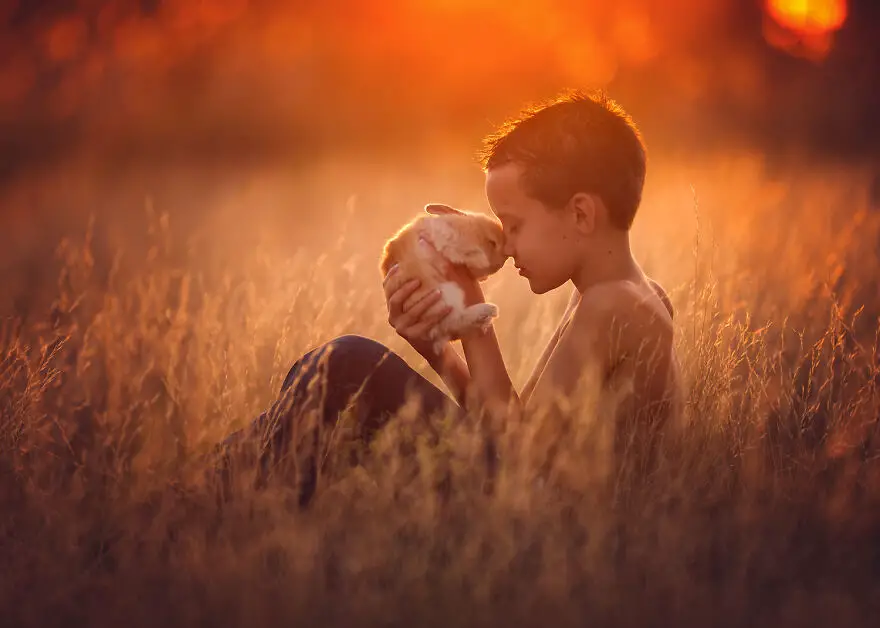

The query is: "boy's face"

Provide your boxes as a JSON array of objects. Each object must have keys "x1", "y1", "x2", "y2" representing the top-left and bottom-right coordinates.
[{"x1": 485, "y1": 162, "x2": 581, "y2": 294}]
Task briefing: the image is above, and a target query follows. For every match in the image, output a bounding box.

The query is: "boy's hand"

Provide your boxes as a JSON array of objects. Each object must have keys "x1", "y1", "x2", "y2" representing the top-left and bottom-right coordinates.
[
  {"x1": 383, "y1": 265, "x2": 452, "y2": 357},
  {"x1": 382, "y1": 238, "x2": 487, "y2": 357}
]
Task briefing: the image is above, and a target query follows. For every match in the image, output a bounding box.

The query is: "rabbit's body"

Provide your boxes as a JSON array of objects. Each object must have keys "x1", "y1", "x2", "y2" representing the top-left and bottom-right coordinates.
[{"x1": 381, "y1": 204, "x2": 508, "y2": 353}]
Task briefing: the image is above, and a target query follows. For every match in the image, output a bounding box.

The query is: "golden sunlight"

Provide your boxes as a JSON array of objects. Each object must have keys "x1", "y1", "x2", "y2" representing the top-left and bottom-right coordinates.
[
  {"x1": 765, "y1": 0, "x2": 848, "y2": 34},
  {"x1": 764, "y1": 0, "x2": 848, "y2": 60}
]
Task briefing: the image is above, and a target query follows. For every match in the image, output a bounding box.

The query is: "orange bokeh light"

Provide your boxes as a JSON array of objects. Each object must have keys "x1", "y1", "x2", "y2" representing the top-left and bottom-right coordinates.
[
  {"x1": 765, "y1": 0, "x2": 848, "y2": 35},
  {"x1": 43, "y1": 16, "x2": 89, "y2": 63},
  {"x1": 764, "y1": 0, "x2": 847, "y2": 60}
]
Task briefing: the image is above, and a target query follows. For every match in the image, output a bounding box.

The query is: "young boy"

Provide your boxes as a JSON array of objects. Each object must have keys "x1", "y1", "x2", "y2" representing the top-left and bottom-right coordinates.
[
  {"x1": 383, "y1": 90, "x2": 681, "y2": 481},
  {"x1": 220, "y1": 90, "x2": 679, "y2": 504}
]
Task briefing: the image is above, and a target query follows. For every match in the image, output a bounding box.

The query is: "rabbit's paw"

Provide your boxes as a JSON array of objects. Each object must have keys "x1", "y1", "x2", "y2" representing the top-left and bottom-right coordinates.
[{"x1": 466, "y1": 303, "x2": 498, "y2": 331}]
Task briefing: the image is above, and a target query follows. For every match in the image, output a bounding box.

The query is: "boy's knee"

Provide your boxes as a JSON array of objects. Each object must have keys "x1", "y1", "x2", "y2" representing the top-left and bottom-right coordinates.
[
  {"x1": 280, "y1": 335, "x2": 397, "y2": 393},
  {"x1": 329, "y1": 335, "x2": 392, "y2": 362}
]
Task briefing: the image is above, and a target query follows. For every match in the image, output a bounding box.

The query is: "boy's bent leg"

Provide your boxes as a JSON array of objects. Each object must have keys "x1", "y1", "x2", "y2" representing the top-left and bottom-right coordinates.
[
  {"x1": 219, "y1": 335, "x2": 460, "y2": 504},
  {"x1": 266, "y1": 334, "x2": 460, "y2": 503},
  {"x1": 276, "y1": 334, "x2": 457, "y2": 431}
]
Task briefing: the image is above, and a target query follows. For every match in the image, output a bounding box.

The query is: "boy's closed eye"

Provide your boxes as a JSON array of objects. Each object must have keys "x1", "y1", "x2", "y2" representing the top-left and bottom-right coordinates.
[{"x1": 496, "y1": 212, "x2": 519, "y2": 237}]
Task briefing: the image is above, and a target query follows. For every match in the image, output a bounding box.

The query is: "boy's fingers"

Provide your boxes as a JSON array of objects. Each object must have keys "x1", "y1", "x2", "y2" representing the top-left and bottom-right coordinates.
[
  {"x1": 397, "y1": 296, "x2": 446, "y2": 335},
  {"x1": 405, "y1": 303, "x2": 452, "y2": 338},
  {"x1": 383, "y1": 271, "x2": 413, "y2": 299},
  {"x1": 382, "y1": 264, "x2": 399, "y2": 286},
  {"x1": 399, "y1": 290, "x2": 441, "y2": 325},
  {"x1": 410, "y1": 301, "x2": 452, "y2": 334},
  {"x1": 402, "y1": 287, "x2": 439, "y2": 313},
  {"x1": 424, "y1": 301, "x2": 452, "y2": 321},
  {"x1": 386, "y1": 279, "x2": 420, "y2": 312}
]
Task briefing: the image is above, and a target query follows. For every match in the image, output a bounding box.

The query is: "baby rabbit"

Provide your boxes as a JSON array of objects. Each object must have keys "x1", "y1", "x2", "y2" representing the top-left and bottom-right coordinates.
[{"x1": 380, "y1": 203, "x2": 508, "y2": 353}]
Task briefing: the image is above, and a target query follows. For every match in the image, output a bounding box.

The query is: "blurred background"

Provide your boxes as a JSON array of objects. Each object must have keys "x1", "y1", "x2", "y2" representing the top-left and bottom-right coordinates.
[
  {"x1": 1, "y1": 0, "x2": 878, "y2": 340},
  {"x1": 4, "y1": 6, "x2": 880, "y2": 624}
]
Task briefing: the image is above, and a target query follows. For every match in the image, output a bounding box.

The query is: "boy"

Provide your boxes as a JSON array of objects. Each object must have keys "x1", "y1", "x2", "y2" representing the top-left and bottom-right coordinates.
[
  {"x1": 384, "y1": 90, "x2": 681, "y2": 482},
  {"x1": 220, "y1": 90, "x2": 679, "y2": 504}
]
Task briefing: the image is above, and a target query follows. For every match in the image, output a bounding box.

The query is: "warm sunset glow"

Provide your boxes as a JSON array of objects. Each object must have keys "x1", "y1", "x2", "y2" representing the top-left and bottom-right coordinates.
[
  {"x1": 766, "y1": 0, "x2": 847, "y2": 35},
  {"x1": 42, "y1": 16, "x2": 89, "y2": 63},
  {"x1": 0, "y1": 1, "x2": 878, "y2": 623},
  {"x1": 764, "y1": 0, "x2": 848, "y2": 60}
]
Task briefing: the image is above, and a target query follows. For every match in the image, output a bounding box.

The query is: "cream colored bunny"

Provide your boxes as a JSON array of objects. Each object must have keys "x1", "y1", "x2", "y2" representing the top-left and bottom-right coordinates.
[{"x1": 380, "y1": 203, "x2": 508, "y2": 353}]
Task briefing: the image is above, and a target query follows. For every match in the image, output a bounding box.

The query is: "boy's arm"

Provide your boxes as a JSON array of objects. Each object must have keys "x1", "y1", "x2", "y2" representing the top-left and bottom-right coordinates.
[
  {"x1": 413, "y1": 309, "x2": 515, "y2": 419},
  {"x1": 459, "y1": 323, "x2": 519, "y2": 422},
  {"x1": 383, "y1": 264, "x2": 474, "y2": 405},
  {"x1": 422, "y1": 343, "x2": 472, "y2": 407},
  {"x1": 384, "y1": 245, "x2": 517, "y2": 418},
  {"x1": 449, "y1": 268, "x2": 519, "y2": 422}
]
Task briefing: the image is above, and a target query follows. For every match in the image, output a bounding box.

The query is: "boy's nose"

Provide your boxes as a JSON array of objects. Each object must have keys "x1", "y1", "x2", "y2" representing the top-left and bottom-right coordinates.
[{"x1": 502, "y1": 240, "x2": 515, "y2": 258}]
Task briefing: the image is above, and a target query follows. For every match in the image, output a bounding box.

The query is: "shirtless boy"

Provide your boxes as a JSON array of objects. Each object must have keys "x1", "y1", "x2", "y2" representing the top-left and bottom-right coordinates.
[
  {"x1": 383, "y1": 90, "x2": 681, "y2": 481},
  {"x1": 222, "y1": 91, "x2": 680, "y2": 504}
]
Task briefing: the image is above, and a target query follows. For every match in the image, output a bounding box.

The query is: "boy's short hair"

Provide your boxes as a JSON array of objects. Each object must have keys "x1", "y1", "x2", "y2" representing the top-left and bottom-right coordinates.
[{"x1": 478, "y1": 90, "x2": 646, "y2": 231}]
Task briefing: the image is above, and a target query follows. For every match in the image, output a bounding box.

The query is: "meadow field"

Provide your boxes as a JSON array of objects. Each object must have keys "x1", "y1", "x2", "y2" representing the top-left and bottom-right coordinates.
[{"x1": 1, "y1": 150, "x2": 879, "y2": 627}]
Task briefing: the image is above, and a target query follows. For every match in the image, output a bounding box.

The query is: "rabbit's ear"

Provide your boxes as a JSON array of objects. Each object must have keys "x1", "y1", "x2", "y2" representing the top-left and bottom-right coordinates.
[{"x1": 425, "y1": 203, "x2": 465, "y2": 216}]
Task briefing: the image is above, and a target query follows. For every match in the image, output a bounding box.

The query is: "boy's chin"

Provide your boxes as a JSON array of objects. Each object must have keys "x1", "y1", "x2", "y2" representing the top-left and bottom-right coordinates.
[
  {"x1": 525, "y1": 276, "x2": 553, "y2": 295},
  {"x1": 525, "y1": 273, "x2": 566, "y2": 295}
]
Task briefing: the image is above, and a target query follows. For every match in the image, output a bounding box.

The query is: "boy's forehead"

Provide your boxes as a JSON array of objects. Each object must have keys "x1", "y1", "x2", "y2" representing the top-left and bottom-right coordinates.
[
  {"x1": 485, "y1": 162, "x2": 524, "y2": 192},
  {"x1": 485, "y1": 163, "x2": 528, "y2": 211}
]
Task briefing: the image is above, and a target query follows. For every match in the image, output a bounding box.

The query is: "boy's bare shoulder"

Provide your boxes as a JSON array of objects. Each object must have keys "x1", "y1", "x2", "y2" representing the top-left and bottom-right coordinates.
[
  {"x1": 569, "y1": 280, "x2": 674, "y2": 345},
  {"x1": 527, "y1": 280, "x2": 674, "y2": 405},
  {"x1": 578, "y1": 280, "x2": 670, "y2": 317}
]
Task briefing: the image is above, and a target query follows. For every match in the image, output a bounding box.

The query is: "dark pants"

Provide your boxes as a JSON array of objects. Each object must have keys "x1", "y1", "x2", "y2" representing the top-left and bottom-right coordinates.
[{"x1": 215, "y1": 335, "x2": 461, "y2": 505}]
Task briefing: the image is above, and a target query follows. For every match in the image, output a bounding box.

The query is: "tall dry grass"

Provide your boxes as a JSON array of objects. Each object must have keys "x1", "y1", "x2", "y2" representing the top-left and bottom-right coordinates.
[{"x1": 1, "y1": 158, "x2": 880, "y2": 627}]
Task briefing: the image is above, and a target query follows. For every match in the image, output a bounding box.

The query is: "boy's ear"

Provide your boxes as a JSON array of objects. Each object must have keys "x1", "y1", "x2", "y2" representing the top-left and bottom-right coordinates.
[
  {"x1": 569, "y1": 192, "x2": 598, "y2": 235},
  {"x1": 425, "y1": 203, "x2": 465, "y2": 216}
]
